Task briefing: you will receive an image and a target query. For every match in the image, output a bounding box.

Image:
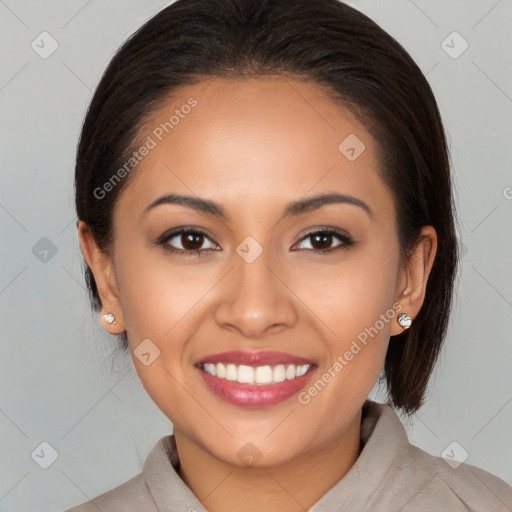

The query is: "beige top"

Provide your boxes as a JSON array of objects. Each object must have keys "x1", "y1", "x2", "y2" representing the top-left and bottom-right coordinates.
[{"x1": 66, "y1": 400, "x2": 512, "y2": 511}]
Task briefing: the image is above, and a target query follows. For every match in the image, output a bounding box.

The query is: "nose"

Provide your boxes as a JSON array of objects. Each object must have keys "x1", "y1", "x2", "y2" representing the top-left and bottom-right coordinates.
[{"x1": 213, "y1": 251, "x2": 298, "y2": 339}]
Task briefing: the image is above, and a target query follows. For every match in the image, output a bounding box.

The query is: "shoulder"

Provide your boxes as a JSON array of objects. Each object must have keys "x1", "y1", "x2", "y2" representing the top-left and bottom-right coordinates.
[
  {"x1": 64, "y1": 472, "x2": 156, "y2": 512},
  {"x1": 393, "y1": 434, "x2": 512, "y2": 511},
  {"x1": 404, "y1": 444, "x2": 512, "y2": 512},
  {"x1": 62, "y1": 434, "x2": 190, "y2": 512},
  {"x1": 361, "y1": 402, "x2": 512, "y2": 511}
]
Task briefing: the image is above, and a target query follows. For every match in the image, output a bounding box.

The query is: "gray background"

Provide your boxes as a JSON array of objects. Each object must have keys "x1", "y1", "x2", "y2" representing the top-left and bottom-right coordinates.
[{"x1": 1, "y1": 0, "x2": 511, "y2": 510}]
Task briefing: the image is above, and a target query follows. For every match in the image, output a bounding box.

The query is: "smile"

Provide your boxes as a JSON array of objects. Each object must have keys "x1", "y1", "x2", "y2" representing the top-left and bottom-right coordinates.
[
  {"x1": 195, "y1": 351, "x2": 317, "y2": 407},
  {"x1": 199, "y1": 362, "x2": 312, "y2": 385}
]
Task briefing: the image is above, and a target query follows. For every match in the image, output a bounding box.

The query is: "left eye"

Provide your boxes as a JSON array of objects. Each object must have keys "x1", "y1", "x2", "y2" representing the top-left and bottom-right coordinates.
[{"x1": 294, "y1": 230, "x2": 352, "y2": 252}]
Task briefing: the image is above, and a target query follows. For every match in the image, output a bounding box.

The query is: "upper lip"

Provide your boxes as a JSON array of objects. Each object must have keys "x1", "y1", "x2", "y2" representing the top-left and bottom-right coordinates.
[{"x1": 197, "y1": 350, "x2": 316, "y2": 367}]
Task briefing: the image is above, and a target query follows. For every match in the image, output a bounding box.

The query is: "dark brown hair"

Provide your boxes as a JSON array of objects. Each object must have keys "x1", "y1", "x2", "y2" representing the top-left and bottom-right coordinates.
[{"x1": 75, "y1": 0, "x2": 458, "y2": 414}]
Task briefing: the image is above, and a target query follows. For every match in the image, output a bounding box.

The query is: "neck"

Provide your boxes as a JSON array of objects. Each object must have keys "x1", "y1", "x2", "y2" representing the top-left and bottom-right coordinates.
[{"x1": 173, "y1": 409, "x2": 362, "y2": 512}]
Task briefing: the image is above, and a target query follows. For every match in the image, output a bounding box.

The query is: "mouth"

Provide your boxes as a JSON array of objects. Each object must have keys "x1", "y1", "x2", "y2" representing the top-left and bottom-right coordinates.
[
  {"x1": 195, "y1": 351, "x2": 317, "y2": 408},
  {"x1": 197, "y1": 361, "x2": 313, "y2": 385}
]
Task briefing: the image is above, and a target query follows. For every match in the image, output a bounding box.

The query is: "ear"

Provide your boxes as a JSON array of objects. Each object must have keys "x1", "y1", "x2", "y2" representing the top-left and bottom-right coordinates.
[
  {"x1": 391, "y1": 225, "x2": 438, "y2": 335},
  {"x1": 78, "y1": 221, "x2": 125, "y2": 334}
]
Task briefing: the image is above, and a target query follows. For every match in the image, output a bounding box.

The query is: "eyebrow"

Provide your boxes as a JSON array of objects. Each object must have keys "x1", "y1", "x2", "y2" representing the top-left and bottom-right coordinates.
[{"x1": 142, "y1": 192, "x2": 373, "y2": 220}]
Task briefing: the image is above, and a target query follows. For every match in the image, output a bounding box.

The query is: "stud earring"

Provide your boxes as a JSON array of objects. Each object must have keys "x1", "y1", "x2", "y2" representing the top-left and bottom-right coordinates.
[
  {"x1": 103, "y1": 313, "x2": 116, "y2": 324},
  {"x1": 397, "y1": 312, "x2": 411, "y2": 329}
]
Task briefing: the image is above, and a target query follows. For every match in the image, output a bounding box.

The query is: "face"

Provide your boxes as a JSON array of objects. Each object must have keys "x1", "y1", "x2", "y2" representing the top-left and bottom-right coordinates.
[{"x1": 81, "y1": 76, "x2": 428, "y2": 468}]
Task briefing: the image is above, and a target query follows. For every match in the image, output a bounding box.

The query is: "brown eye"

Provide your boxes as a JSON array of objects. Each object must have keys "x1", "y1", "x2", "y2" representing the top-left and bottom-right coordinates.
[
  {"x1": 295, "y1": 229, "x2": 353, "y2": 253},
  {"x1": 158, "y1": 228, "x2": 218, "y2": 255},
  {"x1": 310, "y1": 232, "x2": 334, "y2": 250},
  {"x1": 180, "y1": 232, "x2": 205, "y2": 251}
]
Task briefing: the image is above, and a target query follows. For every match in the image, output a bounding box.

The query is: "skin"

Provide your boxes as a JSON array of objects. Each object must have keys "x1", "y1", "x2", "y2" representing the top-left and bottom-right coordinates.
[{"x1": 79, "y1": 76, "x2": 437, "y2": 512}]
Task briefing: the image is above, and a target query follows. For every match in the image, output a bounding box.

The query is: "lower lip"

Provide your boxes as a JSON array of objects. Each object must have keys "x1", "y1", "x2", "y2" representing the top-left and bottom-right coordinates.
[{"x1": 196, "y1": 365, "x2": 317, "y2": 408}]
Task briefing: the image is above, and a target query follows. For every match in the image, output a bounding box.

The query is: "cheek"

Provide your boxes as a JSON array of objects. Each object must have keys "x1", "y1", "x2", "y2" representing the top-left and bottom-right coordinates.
[
  {"x1": 113, "y1": 250, "x2": 208, "y2": 412},
  {"x1": 296, "y1": 246, "x2": 399, "y2": 340},
  {"x1": 114, "y1": 244, "x2": 207, "y2": 337},
  {"x1": 292, "y1": 250, "x2": 399, "y2": 416},
  {"x1": 293, "y1": 244, "x2": 400, "y2": 404}
]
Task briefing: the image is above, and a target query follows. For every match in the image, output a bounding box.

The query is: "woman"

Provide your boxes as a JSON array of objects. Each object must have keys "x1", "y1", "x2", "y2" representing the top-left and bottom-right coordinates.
[{"x1": 68, "y1": 0, "x2": 512, "y2": 510}]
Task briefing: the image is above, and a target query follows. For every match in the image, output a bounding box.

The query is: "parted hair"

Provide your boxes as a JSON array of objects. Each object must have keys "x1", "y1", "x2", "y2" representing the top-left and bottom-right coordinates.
[{"x1": 75, "y1": 0, "x2": 459, "y2": 415}]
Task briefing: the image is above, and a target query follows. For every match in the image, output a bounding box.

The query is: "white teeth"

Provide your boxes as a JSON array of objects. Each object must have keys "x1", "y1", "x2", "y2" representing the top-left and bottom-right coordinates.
[
  {"x1": 254, "y1": 365, "x2": 273, "y2": 384},
  {"x1": 225, "y1": 363, "x2": 237, "y2": 381},
  {"x1": 286, "y1": 364, "x2": 296, "y2": 380},
  {"x1": 201, "y1": 362, "x2": 312, "y2": 385},
  {"x1": 296, "y1": 364, "x2": 309, "y2": 377},
  {"x1": 273, "y1": 364, "x2": 286, "y2": 383},
  {"x1": 237, "y1": 365, "x2": 254, "y2": 384},
  {"x1": 204, "y1": 363, "x2": 216, "y2": 377},
  {"x1": 216, "y1": 362, "x2": 226, "y2": 378}
]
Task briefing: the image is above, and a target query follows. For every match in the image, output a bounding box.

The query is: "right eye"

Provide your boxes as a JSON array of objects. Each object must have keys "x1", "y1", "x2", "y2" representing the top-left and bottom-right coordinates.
[{"x1": 157, "y1": 228, "x2": 219, "y2": 256}]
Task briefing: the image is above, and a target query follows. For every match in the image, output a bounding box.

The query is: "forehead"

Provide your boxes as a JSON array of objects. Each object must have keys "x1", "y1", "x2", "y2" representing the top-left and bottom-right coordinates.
[{"x1": 117, "y1": 76, "x2": 391, "y2": 218}]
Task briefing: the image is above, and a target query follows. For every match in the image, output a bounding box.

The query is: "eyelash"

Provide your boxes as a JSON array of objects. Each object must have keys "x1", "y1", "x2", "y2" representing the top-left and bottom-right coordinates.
[{"x1": 156, "y1": 226, "x2": 354, "y2": 257}]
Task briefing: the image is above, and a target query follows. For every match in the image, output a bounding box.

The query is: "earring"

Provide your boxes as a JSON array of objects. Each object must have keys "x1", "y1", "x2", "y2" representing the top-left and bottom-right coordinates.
[
  {"x1": 397, "y1": 312, "x2": 412, "y2": 329},
  {"x1": 103, "y1": 313, "x2": 116, "y2": 324}
]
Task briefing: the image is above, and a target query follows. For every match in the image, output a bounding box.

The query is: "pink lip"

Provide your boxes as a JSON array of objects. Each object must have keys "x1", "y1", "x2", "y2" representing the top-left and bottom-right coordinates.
[
  {"x1": 195, "y1": 351, "x2": 317, "y2": 408},
  {"x1": 196, "y1": 365, "x2": 317, "y2": 408},
  {"x1": 197, "y1": 350, "x2": 315, "y2": 367}
]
